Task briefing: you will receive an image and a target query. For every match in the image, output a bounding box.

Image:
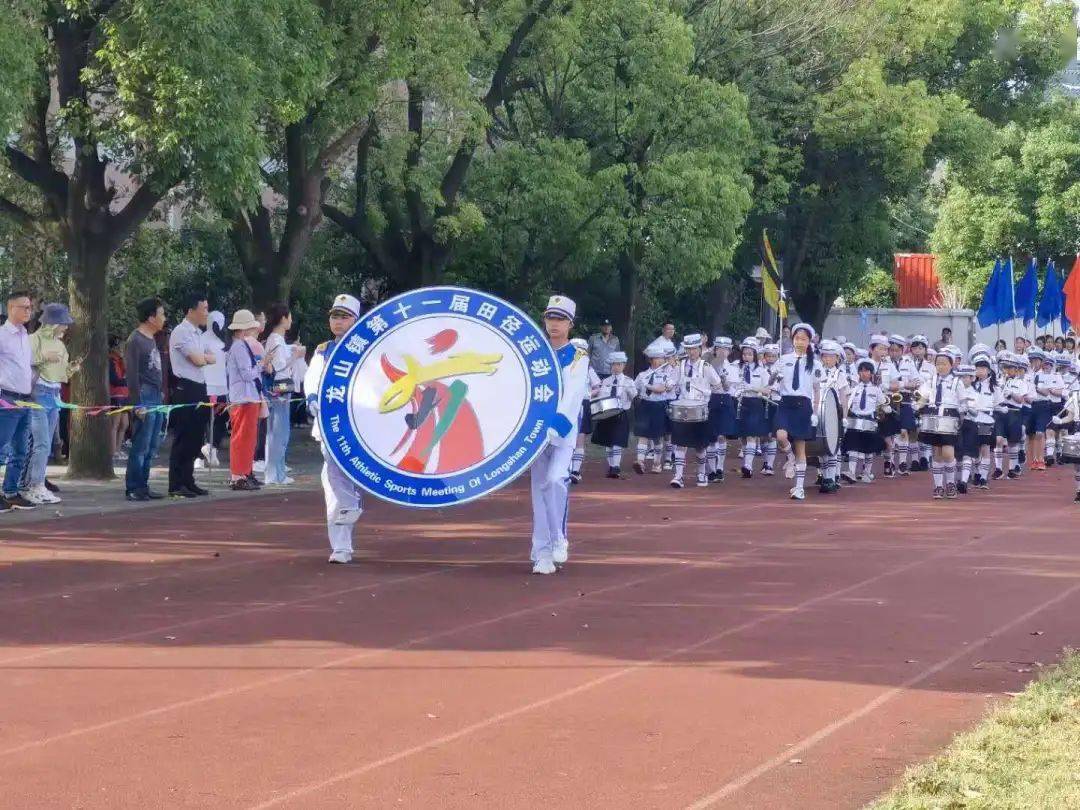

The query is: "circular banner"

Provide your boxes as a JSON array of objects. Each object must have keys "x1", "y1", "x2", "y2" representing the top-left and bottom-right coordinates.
[{"x1": 319, "y1": 286, "x2": 563, "y2": 507}]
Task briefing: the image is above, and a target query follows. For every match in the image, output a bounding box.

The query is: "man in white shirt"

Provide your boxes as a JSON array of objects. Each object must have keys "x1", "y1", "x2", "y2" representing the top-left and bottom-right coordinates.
[
  {"x1": 167, "y1": 293, "x2": 217, "y2": 498},
  {"x1": 0, "y1": 290, "x2": 39, "y2": 512}
]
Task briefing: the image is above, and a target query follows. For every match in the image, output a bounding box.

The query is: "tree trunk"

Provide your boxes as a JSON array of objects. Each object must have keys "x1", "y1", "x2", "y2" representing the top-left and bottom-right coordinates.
[
  {"x1": 617, "y1": 248, "x2": 640, "y2": 370},
  {"x1": 66, "y1": 251, "x2": 114, "y2": 479},
  {"x1": 708, "y1": 278, "x2": 736, "y2": 337}
]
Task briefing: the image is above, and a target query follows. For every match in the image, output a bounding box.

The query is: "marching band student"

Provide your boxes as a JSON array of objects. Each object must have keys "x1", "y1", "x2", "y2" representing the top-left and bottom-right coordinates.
[
  {"x1": 670, "y1": 334, "x2": 721, "y2": 488},
  {"x1": 882, "y1": 334, "x2": 917, "y2": 476},
  {"x1": 591, "y1": 351, "x2": 635, "y2": 478},
  {"x1": 816, "y1": 340, "x2": 848, "y2": 492},
  {"x1": 569, "y1": 337, "x2": 601, "y2": 485},
  {"x1": 633, "y1": 346, "x2": 674, "y2": 474},
  {"x1": 1046, "y1": 352, "x2": 1072, "y2": 465},
  {"x1": 842, "y1": 342, "x2": 859, "y2": 387},
  {"x1": 304, "y1": 293, "x2": 364, "y2": 564},
  {"x1": 867, "y1": 333, "x2": 897, "y2": 477},
  {"x1": 917, "y1": 346, "x2": 965, "y2": 499},
  {"x1": 775, "y1": 323, "x2": 822, "y2": 500},
  {"x1": 993, "y1": 354, "x2": 1027, "y2": 479},
  {"x1": 842, "y1": 358, "x2": 883, "y2": 484},
  {"x1": 760, "y1": 342, "x2": 781, "y2": 475},
  {"x1": 956, "y1": 364, "x2": 985, "y2": 494},
  {"x1": 706, "y1": 336, "x2": 736, "y2": 481},
  {"x1": 530, "y1": 295, "x2": 590, "y2": 575},
  {"x1": 734, "y1": 338, "x2": 770, "y2": 477},
  {"x1": 662, "y1": 346, "x2": 679, "y2": 470},
  {"x1": 1028, "y1": 349, "x2": 1063, "y2": 471},
  {"x1": 968, "y1": 354, "x2": 998, "y2": 489},
  {"x1": 909, "y1": 335, "x2": 934, "y2": 471}
]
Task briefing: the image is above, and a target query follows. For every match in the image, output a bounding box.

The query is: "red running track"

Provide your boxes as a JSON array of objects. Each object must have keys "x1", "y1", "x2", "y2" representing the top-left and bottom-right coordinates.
[{"x1": 2, "y1": 463, "x2": 1079, "y2": 808}]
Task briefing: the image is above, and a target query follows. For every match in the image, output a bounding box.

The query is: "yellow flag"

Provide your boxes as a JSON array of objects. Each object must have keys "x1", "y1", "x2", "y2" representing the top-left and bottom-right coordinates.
[{"x1": 761, "y1": 230, "x2": 788, "y2": 319}]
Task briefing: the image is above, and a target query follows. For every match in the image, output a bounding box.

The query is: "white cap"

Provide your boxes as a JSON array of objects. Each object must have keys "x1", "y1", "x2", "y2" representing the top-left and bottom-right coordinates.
[
  {"x1": 682, "y1": 333, "x2": 704, "y2": 349},
  {"x1": 714, "y1": 336, "x2": 733, "y2": 347},
  {"x1": 818, "y1": 339, "x2": 841, "y2": 355},
  {"x1": 855, "y1": 357, "x2": 876, "y2": 373},
  {"x1": 645, "y1": 345, "x2": 667, "y2": 359},
  {"x1": 544, "y1": 294, "x2": 576, "y2": 321},
  {"x1": 754, "y1": 327, "x2": 771, "y2": 340},
  {"x1": 834, "y1": 335, "x2": 847, "y2": 345},
  {"x1": 762, "y1": 342, "x2": 780, "y2": 355},
  {"x1": 888, "y1": 334, "x2": 907, "y2": 347},
  {"x1": 331, "y1": 294, "x2": 362, "y2": 318},
  {"x1": 791, "y1": 322, "x2": 816, "y2": 341},
  {"x1": 609, "y1": 351, "x2": 628, "y2": 364},
  {"x1": 740, "y1": 337, "x2": 759, "y2": 351},
  {"x1": 869, "y1": 333, "x2": 889, "y2": 349},
  {"x1": 910, "y1": 334, "x2": 929, "y2": 347}
]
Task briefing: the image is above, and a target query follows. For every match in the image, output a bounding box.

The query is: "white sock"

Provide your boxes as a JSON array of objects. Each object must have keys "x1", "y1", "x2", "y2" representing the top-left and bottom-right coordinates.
[
  {"x1": 1047, "y1": 436, "x2": 1056, "y2": 458},
  {"x1": 978, "y1": 458, "x2": 990, "y2": 481},
  {"x1": 994, "y1": 448, "x2": 1003, "y2": 471},
  {"x1": 848, "y1": 451, "x2": 862, "y2": 477},
  {"x1": 945, "y1": 461, "x2": 956, "y2": 486},
  {"x1": 697, "y1": 450, "x2": 708, "y2": 477},
  {"x1": 921, "y1": 443, "x2": 931, "y2": 462},
  {"x1": 764, "y1": 440, "x2": 777, "y2": 468},
  {"x1": 932, "y1": 463, "x2": 943, "y2": 489},
  {"x1": 673, "y1": 447, "x2": 686, "y2": 480},
  {"x1": 571, "y1": 451, "x2": 584, "y2": 474},
  {"x1": 1008, "y1": 445, "x2": 1020, "y2": 471},
  {"x1": 706, "y1": 445, "x2": 718, "y2": 474},
  {"x1": 896, "y1": 440, "x2": 908, "y2": 467},
  {"x1": 608, "y1": 446, "x2": 623, "y2": 469},
  {"x1": 636, "y1": 439, "x2": 648, "y2": 463},
  {"x1": 795, "y1": 461, "x2": 806, "y2": 490},
  {"x1": 716, "y1": 440, "x2": 727, "y2": 472},
  {"x1": 742, "y1": 439, "x2": 757, "y2": 470},
  {"x1": 961, "y1": 458, "x2": 972, "y2": 483}
]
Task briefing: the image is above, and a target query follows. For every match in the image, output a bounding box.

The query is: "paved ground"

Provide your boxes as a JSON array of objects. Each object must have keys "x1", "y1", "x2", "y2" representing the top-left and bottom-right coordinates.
[{"x1": 2, "y1": 457, "x2": 1079, "y2": 809}]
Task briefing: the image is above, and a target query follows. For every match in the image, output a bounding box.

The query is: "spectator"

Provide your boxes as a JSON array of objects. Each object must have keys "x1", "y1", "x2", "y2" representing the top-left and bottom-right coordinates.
[
  {"x1": 0, "y1": 289, "x2": 38, "y2": 512},
  {"x1": 1014, "y1": 335, "x2": 1030, "y2": 354},
  {"x1": 289, "y1": 327, "x2": 309, "y2": 427},
  {"x1": 1055, "y1": 336, "x2": 1065, "y2": 351},
  {"x1": 225, "y1": 309, "x2": 270, "y2": 491},
  {"x1": 1035, "y1": 335, "x2": 1047, "y2": 349},
  {"x1": 780, "y1": 325, "x2": 793, "y2": 354},
  {"x1": 198, "y1": 311, "x2": 228, "y2": 469},
  {"x1": 124, "y1": 297, "x2": 167, "y2": 501},
  {"x1": 108, "y1": 335, "x2": 130, "y2": 459},
  {"x1": 167, "y1": 292, "x2": 215, "y2": 498},
  {"x1": 253, "y1": 309, "x2": 269, "y2": 472},
  {"x1": 262, "y1": 304, "x2": 304, "y2": 485},
  {"x1": 932, "y1": 327, "x2": 952, "y2": 351},
  {"x1": 1066, "y1": 336, "x2": 1076, "y2": 355},
  {"x1": 21, "y1": 303, "x2": 76, "y2": 505},
  {"x1": 994, "y1": 339, "x2": 1007, "y2": 352},
  {"x1": 587, "y1": 318, "x2": 620, "y2": 376},
  {"x1": 645, "y1": 322, "x2": 676, "y2": 357}
]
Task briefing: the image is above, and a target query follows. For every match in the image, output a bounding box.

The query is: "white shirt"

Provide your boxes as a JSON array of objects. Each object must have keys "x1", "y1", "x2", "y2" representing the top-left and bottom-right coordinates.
[
  {"x1": 596, "y1": 372, "x2": 636, "y2": 409},
  {"x1": 634, "y1": 365, "x2": 674, "y2": 402},
  {"x1": 202, "y1": 330, "x2": 228, "y2": 396},
  {"x1": 0, "y1": 320, "x2": 32, "y2": 395},
  {"x1": 549, "y1": 342, "x2": 590, "y2": 448},
  {"x1": 674, "y1": 358, "x2": 721, "y2": 402},
  {"x1": 265, "y1": 332, "x2": 298, "y2": 383},
  {"x1": 997, "y1": 377, "x2": 1027, "y2": 411},
  {"x1": 964, "y1": 380, "x2": 995, "y2": 424},
  {"x1": 1031, "y1": 369, "x2": 1063, "y2": 402},
  {"x1": 732, "y1": 362, "x2": 769, "y2": 398},
  {"x1": 917, "y1": 373, "x2": 964, "y2": 411},
  {"x1": 776, "y1": 352, "x2": 821, "y2": 400},
  {"x1": 847, "y1": 382, "x2": 884, "y2": 418},
  {"x1": 169, "y1": 318, "x2": 207, "y2": 384}
]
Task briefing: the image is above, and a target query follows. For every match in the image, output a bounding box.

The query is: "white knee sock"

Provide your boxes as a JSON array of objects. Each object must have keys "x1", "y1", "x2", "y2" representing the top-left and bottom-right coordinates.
[
  {"x1": 764, "y1": 440, "x2": 777, "y2": 468},
  {"x1": 742, "y1": 438, "x2": 757, "y2": 470},
  {"x1": 848, "y1": 451, "x2": 862, "y2": 477},
  {"x1": 794, "y1": 461, "x2": 806, "y2": 490},
  {"x1": 932, "y1": 462, "x2": 943, "y2": 489},
  {"x1": 673, "y1": 447, "x2": 686, "y2": 480},
  {"x1": 945, "y1": 460, "x2": 956, "y2": 486},
  {"x1": 716, "y1": 440, "x2": 727, "y2": 472},
  {"x1": 608, "y1": 446, "x2": 622, "y2": 469},
  {"x1": 706, "y1": 444, "x2": 718, "y2": 474},
  {"x1": 571, "y1": 451, "x2": 584, "y2": 474},
  {"x1": 697, "y1": 450, "x2": 708, "y2": 477},
  {"x1": 1008, "y1": 445, "x2": 1020, "y2": 471},
  {"x1": 636, "y1": 439, "x2": 649, "y2": 463},
  {"x1": 960, "y1": 458, "x2": 972, "y2": 483},
  {"x1": 994, "y1": 447, "x2": 1003, "y2": 471}
]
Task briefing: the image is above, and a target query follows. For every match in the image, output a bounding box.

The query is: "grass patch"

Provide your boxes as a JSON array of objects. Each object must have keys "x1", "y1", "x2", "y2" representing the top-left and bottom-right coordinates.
[{"x1": 869, "y1": 649, "x2": 1080, "y2": 809}]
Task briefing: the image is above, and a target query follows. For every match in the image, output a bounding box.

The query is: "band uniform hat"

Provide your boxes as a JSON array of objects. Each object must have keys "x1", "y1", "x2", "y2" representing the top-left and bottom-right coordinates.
[
  {"x1": 818, "y1": 339, "x2": 841, "y2": 355},
  {"x1": 228, "y1": 309, "x2": 261, "y2": 332},
  {"x1": 855, "y1": 348, "x2": 870, "y2": 359},
  {"x1": 888, "y1": 334, "x2": 907, "y2": 347},
  {"x1": 714, "y1": 336, "x2": 733, "y2": 347},
  {"x1": 330, "y1": 293, "x2": 362, "y2": 318},
  {"x1": 609, "y1": 351, "x2": 628, "y2": 364},
  {"x1": 740, "y1": 337, "x2": 759, "y2": 351},
  {"x1": 790, "y1": 322, "x2": 816, "y2": 341},
  {"x1": 842, "y1": 341, "x2": 858, "y2": 353},
  {"x1": 869, "y1": 332, "x2": 889, "y2": 349},
  {"x1": 544, "y1": 294, "x2": 576, "y2": 321},
  {"x1": 645, "y1": 345, "x2": 667, "y2": 359},
  {"x1": 944, "y1": 345, "x2": 963, "y2": 364},
  {"x1": 855, "y1": 358, "x2": 876, "y2": 374},
  {"x1": 682, "y1": 333, "x2": 704, "y2": 349},
  {"x1": 834, "y1": 334, "x2": 848, "y2": 345},
  {"x1": 40, "y1": 302, "x2": 74, "y2": 326},
  {"x1": 955, "y1": 364, "x2": 976, "y2": 376},
  {"x1": 910, "y1": 334, "x2": 929, "y2": 347},
  {"x1": 762, "y1": 342, "x2": 780, "y2": 355}
]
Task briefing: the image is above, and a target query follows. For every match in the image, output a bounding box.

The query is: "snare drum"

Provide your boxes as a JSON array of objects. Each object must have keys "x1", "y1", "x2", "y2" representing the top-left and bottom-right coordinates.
[
  {"x1": 667, "y1": 399, "x2": 709, "y2": 423},
  {"x1": 844, "y1": 416, "x2": 878, "y2": 433},
  {"x1": 589, "y1": 396, "x2": 623, "y2": 421},
  {"x1": 1059, "y1": 433, "x2": 1080, "y2": 465},
  {"x1": 918, "y1": 413, "x2": 960, "y2": 436}
]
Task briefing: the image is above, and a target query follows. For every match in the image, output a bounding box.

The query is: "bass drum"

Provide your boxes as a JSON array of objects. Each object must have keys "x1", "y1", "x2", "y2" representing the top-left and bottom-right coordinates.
[
  {"x1": 805, "y1": 387, "x2": 842, "y2": 466},
  {"x1": 1059, "y1": 433, "x2": 1080, "y2": 465}
]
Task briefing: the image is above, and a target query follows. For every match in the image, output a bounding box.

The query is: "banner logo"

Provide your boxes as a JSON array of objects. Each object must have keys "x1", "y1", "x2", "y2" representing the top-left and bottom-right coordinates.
[{"x1": 319, "y1": 286, "x2": 562, "y2": 507}]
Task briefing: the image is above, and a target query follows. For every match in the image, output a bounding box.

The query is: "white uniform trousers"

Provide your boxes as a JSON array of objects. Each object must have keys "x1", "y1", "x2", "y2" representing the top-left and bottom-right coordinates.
[
  {"x1": 530, "y1": 441, "x2": 575, "y2": 562},
  {"x1": 320, "y1": 445, "x2": 364, "y2": 554}
]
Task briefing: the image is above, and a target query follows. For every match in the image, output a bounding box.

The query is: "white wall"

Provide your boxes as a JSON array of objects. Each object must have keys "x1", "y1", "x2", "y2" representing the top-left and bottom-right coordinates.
[{"x1": 823, "y1": 308, "x2": 976, "y2": 350}]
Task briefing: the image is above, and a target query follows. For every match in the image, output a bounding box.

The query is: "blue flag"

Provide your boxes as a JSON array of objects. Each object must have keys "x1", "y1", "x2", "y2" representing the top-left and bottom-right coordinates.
[
  {"x1": 1015, "y1": 258, "x2": 1038, "y2": 326},
  {"x1": 1037, "y1": 259, "x2": 1062, "y2": 328},
  {"x1": 977, "y1": 259, "x2": 1002, "y2": 328},
  {"x1": 996, "y1": 256, "x2": 1016, "y2": 324}
]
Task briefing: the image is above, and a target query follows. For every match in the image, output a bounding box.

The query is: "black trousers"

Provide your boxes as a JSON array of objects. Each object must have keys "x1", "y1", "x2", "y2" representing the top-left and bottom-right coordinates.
[{"x1": 168, "y1": 378, "x2": 210, "y2": 490}]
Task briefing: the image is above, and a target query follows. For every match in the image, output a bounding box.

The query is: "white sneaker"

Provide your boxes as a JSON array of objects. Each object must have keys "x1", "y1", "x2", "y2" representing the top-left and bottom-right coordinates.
[
  {"x1": 696, "y1": 472, "x2": 708, "y2": 487},
  {"x1": 19, "y1": 488, "x2": 45, "y2": 505},
  {"x1": 789, "y1": 487, "x2": 805, "y2": 500},
  {"x1": 327, "y1": 550, "x2": 353, "y2": 564},
  {"x1": 553, "y1": 538, "x2": 569, "y2": 565},
  {"x1": 532, "y1": 557, "x2": 557, "y2": 575},
  {"x1": 208, "y1": 448, "x2": 220, "y2": 467},
  {"x1": 253, "y1": 460, "x2": 266, "y2": 473},
  {"x1": 670, "y1": 476, "x2": 684, "y2": 489},
  {"x1": 194, "y1": 458, "x2": 206, "y2": 470},
  {"x1": 861, "y1": 473, "x2": 874, "y2": 484},
  {"x1": 28, "y1": 485, "x2": 60, "y2": 504},
  {"x1": 266, "y1": 476, "x2": 296, "y2": 486}
]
